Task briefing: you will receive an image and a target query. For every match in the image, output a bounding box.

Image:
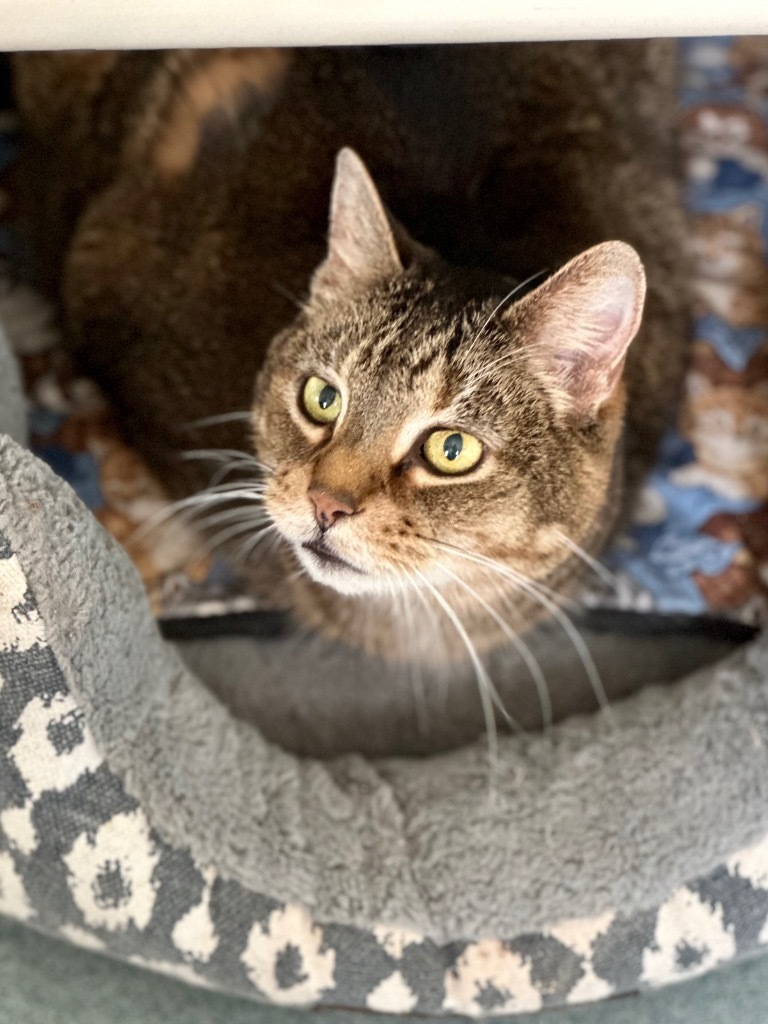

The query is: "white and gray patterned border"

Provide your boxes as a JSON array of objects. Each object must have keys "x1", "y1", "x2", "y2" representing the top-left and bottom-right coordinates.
[{"x1": 3, "y1": 522, "x2": 768, "y2": 1015}]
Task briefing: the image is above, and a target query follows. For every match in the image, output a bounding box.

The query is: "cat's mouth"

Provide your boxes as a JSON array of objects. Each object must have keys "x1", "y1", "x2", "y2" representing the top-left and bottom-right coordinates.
[{"x1": 301, "y1": 538, "x2": 365, "y2": 575}]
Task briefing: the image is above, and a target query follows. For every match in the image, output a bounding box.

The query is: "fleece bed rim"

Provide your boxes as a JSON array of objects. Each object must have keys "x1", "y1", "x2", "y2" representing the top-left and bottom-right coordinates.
[{"x1": 3, "y1": 424, "x2": 768, "y2": 944}]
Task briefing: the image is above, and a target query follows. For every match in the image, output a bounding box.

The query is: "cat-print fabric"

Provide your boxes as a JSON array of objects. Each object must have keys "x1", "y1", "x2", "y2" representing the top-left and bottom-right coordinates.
[
  {"x1": 584, "y1": 37, "x2": 768, "y2": 624},
  {"x1": 1, "y1": 38, "x2": 768, "y2": 629},
  {"x1": 2, "y1": 525, "x2": 768, "y2": 1015}
]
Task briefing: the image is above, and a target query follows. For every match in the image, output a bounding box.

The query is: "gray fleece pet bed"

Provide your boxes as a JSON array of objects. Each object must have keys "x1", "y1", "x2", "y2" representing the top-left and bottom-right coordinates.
[{"x1": 4, "y1": 324, "x2": 768, "y2": 1018}]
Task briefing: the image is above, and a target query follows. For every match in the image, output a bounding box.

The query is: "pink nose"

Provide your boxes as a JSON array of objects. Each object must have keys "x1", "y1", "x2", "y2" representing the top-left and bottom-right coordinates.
[{"x1": 308, "y1": 487, "x2": 357, "y2": 532}]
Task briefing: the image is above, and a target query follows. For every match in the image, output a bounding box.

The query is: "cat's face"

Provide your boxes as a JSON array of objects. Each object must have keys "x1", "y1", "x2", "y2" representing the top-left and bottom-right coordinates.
[
  {"x1": 685, "y1": 385, "x2": 768, "y2": 475},
  {"x1": 253, "y1": 150, "x2": 645, "y2": 600},
  {"x1": 690, "y1": 207, "x2": 766, "y2": 273},
  {"x1": 682, "y1": 104, "x2": 768, "y2": 159}
]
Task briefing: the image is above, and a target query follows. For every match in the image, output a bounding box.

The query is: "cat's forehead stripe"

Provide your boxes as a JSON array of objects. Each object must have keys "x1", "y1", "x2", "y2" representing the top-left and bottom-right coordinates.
[{"x1": 351, "y1": 308, "x2": 474, "y2": 383}]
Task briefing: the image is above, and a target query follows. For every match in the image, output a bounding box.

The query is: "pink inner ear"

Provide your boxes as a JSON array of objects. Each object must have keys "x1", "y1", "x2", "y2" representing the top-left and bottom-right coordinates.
[
  {"x1": 588, "y1": 276, "x2": 639, "y2": 361},
  {"x1": 530, "y1": 257, "x2": 645, "y2": 418}
]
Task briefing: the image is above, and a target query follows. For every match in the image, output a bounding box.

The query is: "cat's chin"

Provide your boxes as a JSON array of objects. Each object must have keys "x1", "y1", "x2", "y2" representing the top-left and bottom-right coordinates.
[{"x1": 295, "y1": 543, "x2": 382, "y2": 597}]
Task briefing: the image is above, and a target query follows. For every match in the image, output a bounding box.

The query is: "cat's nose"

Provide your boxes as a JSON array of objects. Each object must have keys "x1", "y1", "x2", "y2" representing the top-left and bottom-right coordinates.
[{"x1": 308, "y1": 487, "x2": 357, "y2": 532}]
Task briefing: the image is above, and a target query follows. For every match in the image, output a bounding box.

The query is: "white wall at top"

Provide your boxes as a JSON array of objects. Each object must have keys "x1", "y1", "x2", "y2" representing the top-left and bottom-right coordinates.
[{"x1": 0, "y1": 0, "x2": 766, "y2": 50}]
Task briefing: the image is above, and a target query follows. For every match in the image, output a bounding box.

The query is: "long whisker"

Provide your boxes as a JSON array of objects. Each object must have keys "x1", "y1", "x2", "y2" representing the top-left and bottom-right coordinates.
[
  {"x1": 402, "y1": 568, "x2": 453, "y2": 706},
  {"x1": 233, "y1": 522, "x2": 282, "y2": 566},
  {"x1": 270, "y1": 280, "x2": 306, "y2": 309},
  {"x1": 429, "y1": 570, "x2": 523, "y2": 733},
  {"x1": 439, "y1": 565, "x2": 552, "y2": 730},
  {"x1": 282, "y1": 565, "x2": 307, "y2": 587},
  {"x1": 181, "y1": 447, "x2": 257, "y2": 462},
  {"x1": 186, "y1": 504, "x2": 267, "y2": 529},
  {"x1": 405, "y1": 593, "x2": 430, "y2": 738},
  {"x1": 465, "y1": 269, "x2": 550, "y2": 389},
  {"x1": 390, "y1": 576, "x2": 431, "y2": 737},
  {"x1": 474, "y1": 269, "x2": 550, "y2": 345},
  {"x1": 554, "y1": 529, "x2": 619, "y2": 591},
  {"x1": 433, "y1": 543, "x2": 612, "y2": 719},
  {"x1": 501, "y1": 567, "x2": 610, "y2": 714},
  {"x1": 181, "y1": 448, "x2": 272, "y2": 475},
  {"x1": 412, "y1": 568, "x2": 500, "y2": 798},
  {"x1": 131, "y1": 483, "x2": 267, "y2": 543},
  {"x1": 206, "y1": 460, "x2": 268, "y2": 488},
  {"x1": 181, "y1": 411, "x2": 254, "y2": 431},
  {"x1": 205, "y1": 517, "x2": 273, "y2": 555},
  {"x1": 180, "y1": 482, "x2": 268, "y2": 499}
]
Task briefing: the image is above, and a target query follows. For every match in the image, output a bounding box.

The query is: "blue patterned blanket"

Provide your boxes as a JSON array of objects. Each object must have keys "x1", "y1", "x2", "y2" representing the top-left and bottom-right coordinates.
[{"x1": 4, "y1": 37, "x2": 768, "y2": 627}]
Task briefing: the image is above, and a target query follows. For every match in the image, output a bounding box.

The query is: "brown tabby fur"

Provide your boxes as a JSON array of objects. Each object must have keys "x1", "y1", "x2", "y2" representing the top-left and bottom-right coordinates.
[{"x1": 13, "y1": 44, "x2": 690, "y2": 658}]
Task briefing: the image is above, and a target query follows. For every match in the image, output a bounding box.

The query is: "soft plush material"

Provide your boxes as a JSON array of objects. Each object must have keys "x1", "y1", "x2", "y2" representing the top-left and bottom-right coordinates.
[
  {"x1": 4, "y1": 312, "x2": 768, "y2": 1014},
  {"x1": 3, "y1": 914, "x2": 768, "y2": 1024}
]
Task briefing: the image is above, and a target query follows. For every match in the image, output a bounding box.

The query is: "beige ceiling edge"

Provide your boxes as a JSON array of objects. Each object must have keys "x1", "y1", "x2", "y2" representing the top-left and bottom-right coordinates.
[{"x1": 0, "y1": 0, "x2": 766, "y2": 50}]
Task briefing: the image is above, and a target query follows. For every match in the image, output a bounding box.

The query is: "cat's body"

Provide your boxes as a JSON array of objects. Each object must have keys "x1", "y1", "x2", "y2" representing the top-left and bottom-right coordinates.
[{"x1": 13, "y1": 43, "x2": 690, "y2": 658}]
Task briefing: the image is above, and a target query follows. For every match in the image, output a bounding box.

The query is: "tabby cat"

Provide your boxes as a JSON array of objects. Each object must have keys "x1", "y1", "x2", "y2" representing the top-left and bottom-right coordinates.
[{"x1": 13, "y1": 44, "x2": 689, "y2": 659}]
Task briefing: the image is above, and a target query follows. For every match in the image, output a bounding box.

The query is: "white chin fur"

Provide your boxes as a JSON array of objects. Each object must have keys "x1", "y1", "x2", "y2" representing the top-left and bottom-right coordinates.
[{"x1": 295, "y1": 545, "x2": 386, "y2": 597}]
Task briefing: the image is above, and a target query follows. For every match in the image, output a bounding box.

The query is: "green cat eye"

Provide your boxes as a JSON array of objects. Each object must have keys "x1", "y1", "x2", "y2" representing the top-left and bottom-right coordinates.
[
  {"x1": 302, "y1": 376, "x2": 342, "y2": 424},
  {"x1": 422, "y1": 430, "x2": 483, "y2": 475}
]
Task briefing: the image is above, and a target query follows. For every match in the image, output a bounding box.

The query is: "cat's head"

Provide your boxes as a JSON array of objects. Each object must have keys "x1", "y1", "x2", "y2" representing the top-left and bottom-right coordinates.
[
  {"x1": 683, "y1": 383, "x2": 768, "y2": 474},
  {"x1": 253, "y1": 149, "x2": 645, "y2": 600},
  {"x1": 690, "y1": 205, "x2": 765, "y2": 267}
]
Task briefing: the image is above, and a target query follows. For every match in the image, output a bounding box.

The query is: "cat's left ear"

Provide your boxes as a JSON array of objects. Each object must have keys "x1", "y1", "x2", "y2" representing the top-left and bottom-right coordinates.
[
  {"x1": 507, "y1": 241, "x2": 646, "y2": 420},
  {"x1": 310, "y1": 148, "x2": 428, "y2": 303}
]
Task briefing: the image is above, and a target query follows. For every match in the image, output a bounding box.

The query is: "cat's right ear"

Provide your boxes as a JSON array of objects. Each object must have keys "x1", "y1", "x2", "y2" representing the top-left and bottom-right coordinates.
[
  {"x1": 506, "y1": 241, "x2": 646, "y2": 420},
  {"x1": 309, "y1": 148, "x2": 404, "y2": 303}
]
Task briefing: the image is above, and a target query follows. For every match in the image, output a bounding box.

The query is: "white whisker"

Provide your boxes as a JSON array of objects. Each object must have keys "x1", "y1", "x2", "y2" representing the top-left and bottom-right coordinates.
[
  {"x1": 554, "y1": 529, "x2": 619, "y2": 591},
  {"x1": 205, "y1": 460, "x2": 268, "y2": 488},
  {"x1": 233, "y1": 522, "x2": 282, "y2": 566},
  {"x1": 206, "y1": 518, "x2": 272, "y2": 555},
  {"x1": 182, "y1": 411, "x2": 254, "y2": 430},
  {"x1": 439, "y1": 565, "x2": 552, "y2": 730},
  {"x1": 270, "y1": 280, "x2": 306, "y2": 309},
  {"x1": 132, "y1": 484, "x2": 266, "y2": 539},
  {"x1": 466, "y1": 269, "x2": 550, "y2": 387},
  {"x1": 186, "y1": 505, "x2": 268, "y2": 534},
  {"x1": 181, "y1": 448, "x2": 271, "y2": 476},
  {"x1": 433, "y1": 543, "x2": 612, "y2": 720},
  {"x1": 475, "y1": 270, "x2": 549, "y2": 343},
  {"x1": 412, "y1": 569, "x2": 500, "y2": 798},
  {"x1": 389, "y1": 578, "x2": 430, "y2": 737}
]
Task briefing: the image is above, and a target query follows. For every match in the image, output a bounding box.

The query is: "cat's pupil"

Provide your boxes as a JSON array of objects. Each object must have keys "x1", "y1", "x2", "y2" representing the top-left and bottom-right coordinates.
[
  {"x1": 443, "y1": 433, "x2": 463, "y2": 461},
  {"x1": 318, "y1": 385, "x2": 338, "y2": 410}
]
